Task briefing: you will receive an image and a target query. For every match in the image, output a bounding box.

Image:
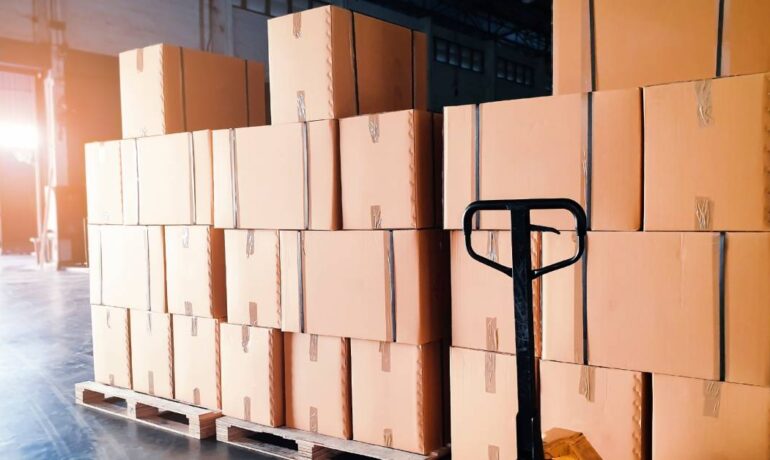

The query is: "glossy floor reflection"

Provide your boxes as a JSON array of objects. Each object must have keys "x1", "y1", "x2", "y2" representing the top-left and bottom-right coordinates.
[{"x1": 0, "y1": 255, "x2": 260, "y2": 459}]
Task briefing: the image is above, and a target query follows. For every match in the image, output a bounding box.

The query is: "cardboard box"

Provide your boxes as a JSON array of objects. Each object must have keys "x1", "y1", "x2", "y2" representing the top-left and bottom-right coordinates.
[
  {"x1": 351, "y1": 339, "x2": 443, "y2": 454},
  {"x1": 119, "y1": 44, "x2": 266, "y2": 138},
  {"x1": 543, "y1": 231, "x2": 770, "y2": 385},
  {"x1": 129, "y1": 310, "x2": 173, "y2": 399},
  {"x1": 644, "y1": 73, "x2": 770, "y2": 231},
  {"x1": 91, "y1": 305, "x2": 131, "y2": 389},
  {"x1": 164, "y1": 226, "x2": 226, "y2": 318},
  {"x1": 450, "y1": 231, "x2": 542, "y2": 355},
  {"x1": 213, "y1": 120, "x2": 340, "y2": 230},
  {"x1": 85, "y1": 131, "x2": 213, "y2": 226},
  {"x1": 284, "y1": 333, "x2": 351, "y2": 439},
  {"x1": 280, "y1": 230, "x2": 449, "y2": 344},
  {"x1": 540, "y1": 360, "x2": 649, "y2": 460},
  {"x1": 340, "y1": 109, "x2": 436, "y2": 230},
  {"x1": 444, "y1": 88, "x2": 641, "y2": 231},
  {"x1": 172, "y1": 315, "x2": 221, "y2": 410},
  {"x1": 85, "y1": 140, "x2": 123, "y2": 224},
  {"x1": 653, "y1": 374, "x2": 770, "y2": 459},
  {"x1": 88, "y1": 225, "x2": 166, "y2": 312},
  {"x1": 267, "y1": 6, "x2": 427, "y2": 124},
  {"x1": 553, "y1": 0, "x2": 770, "y2": 94},
  {"x1": 220, "y1": 324, "x2": 284, "y2": 426},
  {"x1": 450, "y1": 346, "x2": 518, "y2": 459},
  {"x1": 224, "y1": 230, "x2": 282, "y2": 329}
]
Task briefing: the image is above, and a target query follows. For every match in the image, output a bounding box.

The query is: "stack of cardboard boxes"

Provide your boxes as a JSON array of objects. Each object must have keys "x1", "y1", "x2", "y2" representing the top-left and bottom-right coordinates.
[
  {"x1": 446, "y1": 1, "x2": 770, "y2": 458},
  {"x1": 85, "y1": 5, "x2": 448, "y2": 457},
  {"x1": 86, "y1": 44, "x2": 267, "y2": 410}
]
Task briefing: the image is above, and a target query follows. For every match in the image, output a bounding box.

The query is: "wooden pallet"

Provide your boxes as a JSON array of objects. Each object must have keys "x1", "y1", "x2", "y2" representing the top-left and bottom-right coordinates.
[
  {"x1": 75, "y1": 381, "x2": 222, "y2": 439},
  {"x1": 216, "y1": 416, "x2": 450, "y2": 460}
]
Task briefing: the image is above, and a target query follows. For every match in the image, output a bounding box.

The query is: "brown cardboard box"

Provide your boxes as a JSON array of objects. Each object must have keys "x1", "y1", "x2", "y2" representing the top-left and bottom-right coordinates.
[
  {"x1": 444, "y1": 88, "x2": 641, "y2": 231},
  {"x1": 119, "y1": 44, "x2": 266, "y2": 138},
  {"x1": 540, "y1": 360, "x2": 649, "y2": 460},
  {"x1": 450, "y1": 346, "x2": 518, "y2": 459},
  {"x1": 450, "y1": 231, "x2": 541, "y2": 355},
  {"x1": 267, "y1": 6, "x2": 427, "y2": 124},
  {"x1": 653, "y1": 374, "x2": 770, "y2": 459},
  {"x1": 280, "y1": 230, "x2": 449, "y2": 344},
  {"x1": 91, "y1": 305, "x2": 131, "y2": 389},
  {"x1": 85, "y1": 140, "x2": 123, "y2": 224},
  {"x1": 351, "y1": 339, "x2": 443, "y2": 454},
  {"x1": 224, "y1": 230, "x2": 281, "y2": 329},
  {"x1": 644, "y1": 73, "x2": 770, "y2": 231},
  {"x1": 220, "y1": 324, "x2": 284, "y2": 426},
  {"x1": 172, "y1": 315, "x2": 221, "y2": 410},
  {"x1": 212, "y1": 120, "x2": 340, "y2": 230},
  {"x1": 340, "y1": 109, "x2": 436, "y2": 230},
  {"x1": 129, "y1": 310, "x2": 173, "y2": 399},
  {"x1": 543, "y1": 231, "x2": 770, "y2": 385},
  {"x1": 86, "y1": 131, "x2": 213, "y2": 225},
  {"x1": 88, "y1": 225, "x2": 166, "y2": 312},
  {"x1": 553, "y1": 0, "x2": 770, "y2": 94},
  {"x1": 284, "y1": 333, "x2": 351, "y2": 439},
  {"x1": 541, "y1": 231, "x2": 584, "y2": 364},
  {"x1": 164, "y1": 226, "x2": 226, "y2": 318}
]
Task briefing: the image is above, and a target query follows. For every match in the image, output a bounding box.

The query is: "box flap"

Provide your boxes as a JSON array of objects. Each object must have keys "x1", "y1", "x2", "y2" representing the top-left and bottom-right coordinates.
[{"x1": 129, "y1": 310, "x2": 173, "y2": 399}]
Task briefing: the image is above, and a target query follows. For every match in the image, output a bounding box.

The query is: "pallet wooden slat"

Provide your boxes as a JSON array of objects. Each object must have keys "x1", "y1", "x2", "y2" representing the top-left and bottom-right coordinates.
[
  {"x1": 216, "y1": 416, "x2": 450, "y2": 460},
  {"x1": 75, "y1": 381, "x2": 222, "y2": 439}
]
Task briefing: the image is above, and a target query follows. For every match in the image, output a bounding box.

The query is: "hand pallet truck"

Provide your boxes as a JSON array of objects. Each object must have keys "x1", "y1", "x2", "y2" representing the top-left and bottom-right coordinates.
[{"x1": 463, "y1": 199, "x2": 587, "y2": 460}]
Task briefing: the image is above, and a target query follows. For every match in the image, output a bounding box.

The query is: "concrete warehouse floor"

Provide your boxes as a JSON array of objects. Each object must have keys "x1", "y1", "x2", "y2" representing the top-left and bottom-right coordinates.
[{"x1": 0, "y1": 255, "x2": 260, "y2": 459}]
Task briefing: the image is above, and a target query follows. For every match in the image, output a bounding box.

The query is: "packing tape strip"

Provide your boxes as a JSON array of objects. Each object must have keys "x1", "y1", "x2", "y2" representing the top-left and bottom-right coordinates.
[
  {"x1": 695, "y1": 80, "x2": 713, "y2": 127},
  {"x1": 148, "y1": 371, "x2": 154, "y2": 395},
  {"x1": 383, "y1": 231, "x2": 396, "y2": 341},
  {"x1": 229, "y1": 128, "x2": 240, "y2": 228},
  {"x1": 485, "y1": 351, "x2": 496, "y2": 394},
  {"x1": 292, "y1": 12, "x2": 302, "y2": 38},
  {"x1": 244, "y1": 396, "x2": 252, "y2": 422},
  {"x1": 296, "y1": 91, "x2": 306, "y2": 122},
  {"x1": 383, "y1": 429, "x2": 393, "y2": 448},
  {"x1": 146, "y1": 311, "x2": 152, "y2": 333},
  {"x1": 370, "y1": 205, "x2": 382, "y2": 229},
  {"x1": 368, "y1": 114, "x2": 380, "y2": 143},
  {"x1": 695, "y1": 196, "x2": 712, "y2": 230},
  {"x1": 486, "y1": 317, "x2": 498, "y2": 352},
  {"x1": 703, "y1": 380, "x2": 722, "y2": 417},
  {"x1": 578, "y1": 365, "x2": 595, "y2": 402},
  {"x1": 309, "y1": 334, "x2": 318, "y2": 362},
  {"x1": 135, "y1": 47, "x2": 144, "y2": 72},
  {"x1": 379, "y1": 341, "x2": 391, "y2": 372},
  {"x1": 241, "y1": 325, "x2": 250, "y2": 353},
  {"x1": 184, "y1": 301, "x2": 193, "y2": 316},
  {"x1": 191, "y1": 316, "x2": 198, "y2": 337},
  {"x1": 246, "y1": 229, "x2": 255, "y2": 257},
  {"x1": 193, "y1": 387, "x2": 201, "y2": 406},
  {"x1": 488, "y1": 445, "x2": 500, "y2": 460},
  {"x1": 309, "y1": 406, "x2": 318, "y2": 433},
  {"x1": 249, "y1": 301, "x2": 258, "y2": 326},
  {"x1": 487, "y1": 231, "x2": 498, "y2": 262}
]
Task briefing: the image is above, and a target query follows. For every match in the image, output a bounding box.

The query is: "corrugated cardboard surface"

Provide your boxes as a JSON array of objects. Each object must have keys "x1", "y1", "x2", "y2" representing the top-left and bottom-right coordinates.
[
  {"x1": 224, "y1": 230, "x2": 282, "y2": 329},
  {"x1": 91, "y1": 305, "x2": 131, "y2": 389},
  {"x1": 721, "y1": 0, "x2": 770, "y2": 77},
  {"x1": 450, "y1": 231, "x2": 542, "y2": 356},
  {"x1": 268, "y1": 6, "x2": 424, "y2": 124},
  {"x1": 540, "y1": 360, "x2": 648, "y2": 460},
  {"x1": 541, "y1": 231, "x2": 584, "y2": 365},
  {"x1": 450, "y1": 347, "x2": 518, "y2": 459},
  {"x1": 165, "y1": 226, "x2": 226, "y2": 318},
  {"x1": 132, "y1": 130, "x2": 213, "y2": 226},
  {"x1": 172, "y1": 315, "x2": 221, "y2": 410},
  {"x1": 340, "y1": 109, "x2": 436, "y2": 230},
  {"x1": 443, "y1": 89, "x2": 641, "y2": 231},
  {"x1": 119, "y1": 44, "x2": 265, "y2": 138},
  {"x1": 282, "y1": 230, "x2": 448, "y2": 344},
  {"x1": 213, "y1": 120, "x2": 340, "y2": 230},
  {"x1": 553, "y1": 0, "x2": 717, "y2": 93},
  {"x1": 653, "y1": 374, "x2": 770, "y2": 458},
  {"x1": 351, "y1": 339, "x2": 443, "y2": 454},
  {"x1": 220, "y1": 324, "x2": 284, "y2": 426},
  {"x1": 644, "y1": 73, "x2": 770, "y2": 231},
  {"x1": 88, "y1": 225, "x2": 166, "y2": 312},
  {"x1": 725, "y1": 232, "x2": 770, "y2": 386},
  {"x1": 284, "y1": 333, "x2": 351, "y2": 439},
  {"x1": 129, "y1": 310, "x2": 173, "y2": 399},
  {"x1": 587, "y1": 232, "x2": 719, "y2": 379},
  {"x1": 85, "y1": 140, "x2": 123, "y2": 225}
]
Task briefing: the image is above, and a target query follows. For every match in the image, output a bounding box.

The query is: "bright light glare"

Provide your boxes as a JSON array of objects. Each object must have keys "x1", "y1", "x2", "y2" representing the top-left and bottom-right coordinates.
[{"x1": 0, "y1": 122, "x2": 39, "y2": 151}]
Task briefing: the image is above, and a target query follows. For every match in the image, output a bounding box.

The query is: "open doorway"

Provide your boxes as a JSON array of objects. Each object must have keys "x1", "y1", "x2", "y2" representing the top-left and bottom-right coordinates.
[{"x1": 0, "y1": 70, "x2": 41, "y2": 255}]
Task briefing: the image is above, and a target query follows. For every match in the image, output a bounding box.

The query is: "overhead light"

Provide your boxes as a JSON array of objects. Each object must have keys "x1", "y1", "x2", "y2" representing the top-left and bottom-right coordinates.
[{"x1": 0, "y1": 122, "x2": 39, "y2": 151}]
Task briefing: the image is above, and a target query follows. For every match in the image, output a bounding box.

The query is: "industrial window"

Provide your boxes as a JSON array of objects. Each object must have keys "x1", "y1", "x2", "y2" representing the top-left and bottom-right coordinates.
[
  {"x1": 496, "y1": 57, "x2": 534, "y2": 87},
  {"x1": 235, "y1": 0, "x2": 315, "y2": 16},
  {"x1": 434, "y1": 38, "x2": 484, "y2": 74}
]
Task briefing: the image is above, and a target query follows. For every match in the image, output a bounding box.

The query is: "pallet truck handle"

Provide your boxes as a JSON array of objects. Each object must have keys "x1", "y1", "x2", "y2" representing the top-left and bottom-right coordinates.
[{"x1": 462, "y1": 198, "x2": 587, "y2": 280}]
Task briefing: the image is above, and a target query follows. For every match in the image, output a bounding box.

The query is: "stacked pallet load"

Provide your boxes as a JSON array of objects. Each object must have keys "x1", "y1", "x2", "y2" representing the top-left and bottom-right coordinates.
[
  {"x1": 81, "y1": 43, "x2": 267, "y2": 436},
  {"x1": 445, "y1": 0, "x2": 770, "y2": 458}
]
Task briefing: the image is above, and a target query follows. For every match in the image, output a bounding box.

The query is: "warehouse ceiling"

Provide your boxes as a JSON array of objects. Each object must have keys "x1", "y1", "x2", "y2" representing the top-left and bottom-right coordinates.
[{"x1": 372, "y1": 0, "x2": 551, "y2": 55}]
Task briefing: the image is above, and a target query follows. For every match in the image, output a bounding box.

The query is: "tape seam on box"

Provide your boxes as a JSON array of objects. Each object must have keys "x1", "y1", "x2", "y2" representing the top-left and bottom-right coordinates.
[
  {"x1": 718, "y1": 232, "x2": 726, "y2": 381},
  {"x1": 584, "y1": 93, "x2": 594, "y2": 229},
  {"x1": 379, "y1": 341, "x2": 391, "y2": 372},
  {"x1": 241, "y1": 324, "x2": 250, "y2": 353},
  {"x1": 178, "y1": 47, "x2": 188, "y2": 131},
  {"x1": 148, "y1": 370, "x2": 154, "y2": 395},
  {"x1": 133, "y1": 139, "x2": 140, "y2": 223},
  {"x1": 145, "y1": 227, "x2": 152, "y2": 310},
  {"x1": 486, "y1": 317, "x2": 498, "y2": 352},
  {"x1": 309, "y1": 406, "x2": 318, "y2": 433},
  {"x1": 309, "y1": 334, "x2": 318, "y2": 362},
  {"x1": 293, "y1": 11, "x2": 302, "y2": 38},
  {"x1": 297, "y1": 231, "x2": 306, "y2": 333},
  {"x1": 244, "y1": 396, "x2": 251, "y2": 422},
  {"x1": 301, "y1": 122, "x2": 310, "y2": 229},
  {"x1": 248, "y1": 301, "x2": 258, "y2": 326},
  {"x1": 716, "y1": 0, "x2": 725, "y2": 76},
  {"x1": 588, "y1": 0, "x2": 597, "y2": 91},
  {"x1": 578, "y1": 365, "x2": 594, "y2": 402},
  {"x1": 274, "y1": 230, "x2": 282, "y2": 327},
  {"x1": 268, "y1": 331, "x2": 277, "y2": 424},
  {"x1": 695, "y1": 196, "x2": 712, "y2": 230},
  {"x1": 350, "y1": 12, "x2": 360, "y2": 115},
  {"x1": 702, "y1": 380, "x2": 722, "y2": 417},
  {"x1": 188, "y1": 132, "x2": 197, "y2": 224},
  {"x1": 408, "y1": 111, "x2": 417, "y2": 227},
  {"x1": 695, "y1": 80, "x2": 713, "y2": 127},
  {"x1": 484, "y1": 351, "x2": 496, "y2": 393},
  {"x1": 215, "y1": 318, "x2": 222, "y2": 408},
  {"x1": 580, "y1": 234, "x2": 589, "y2": 365},
  {"x1": 383, "y1": 231, "x2": 397, "y2": 341},
  {"x1": 229, "y1": 128, "x2": 240, "y2": 228}
]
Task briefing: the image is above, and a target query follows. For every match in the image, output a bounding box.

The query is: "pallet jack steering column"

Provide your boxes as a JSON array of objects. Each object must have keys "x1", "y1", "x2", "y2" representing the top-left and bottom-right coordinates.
[{"x1": 463, "y1": 199, "x2": 587, "y2": 460}]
